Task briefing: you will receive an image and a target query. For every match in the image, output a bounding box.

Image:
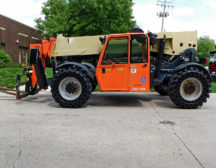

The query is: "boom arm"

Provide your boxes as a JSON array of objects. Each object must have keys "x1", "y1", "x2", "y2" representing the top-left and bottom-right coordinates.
[
  {"x1": 50, "y1": 31, "x2": 197, "y2": 58},
  {"x1": 29, "y1": 38, "x2": 56, "y2": 89}
]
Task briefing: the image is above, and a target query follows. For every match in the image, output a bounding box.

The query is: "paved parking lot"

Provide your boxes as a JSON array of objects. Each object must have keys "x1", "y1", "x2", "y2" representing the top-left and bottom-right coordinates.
[{"x1": 0, "y1": 92, "x2": 216, "y2": 168}]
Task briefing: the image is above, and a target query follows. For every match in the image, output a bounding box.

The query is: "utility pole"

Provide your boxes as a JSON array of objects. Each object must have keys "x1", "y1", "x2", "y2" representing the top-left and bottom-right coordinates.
[{"x1": 156, "y1": 0, "x2": 174, "y2": 32}]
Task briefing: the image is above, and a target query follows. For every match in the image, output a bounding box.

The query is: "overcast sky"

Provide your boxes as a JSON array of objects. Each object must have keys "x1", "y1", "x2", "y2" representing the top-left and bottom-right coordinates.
[{"x1": 0, "y1": 0, "x2": 216, "y2": 41}]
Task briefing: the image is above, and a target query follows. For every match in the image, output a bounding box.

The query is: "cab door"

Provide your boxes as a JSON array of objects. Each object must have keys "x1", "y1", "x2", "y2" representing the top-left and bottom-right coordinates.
[
  {"x1": 129, "y1": 35, "x2": 150, "y2": 92},
  {"x1": 96, "y1": 35, "x2": 130, "y2": 91}
]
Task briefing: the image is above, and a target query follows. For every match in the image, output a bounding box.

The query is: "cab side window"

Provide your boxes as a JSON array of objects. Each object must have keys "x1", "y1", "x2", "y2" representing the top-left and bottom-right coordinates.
[
  {"x1": 131, "y1": 35, "x2": 148, "y2": 63},
  {"x1": 102, "y1": 38, "x2": 128, "y2": 65}
]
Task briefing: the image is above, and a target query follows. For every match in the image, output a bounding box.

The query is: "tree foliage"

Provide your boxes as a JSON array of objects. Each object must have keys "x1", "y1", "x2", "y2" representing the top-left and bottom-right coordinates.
[
  {"x1": 35, "y1": 0, "x2": 136, "y2": 38},
  {"x1": 197, "y1": 37, "x2": 216, "y2": 59},
  {"x1": 35, "y1": 0, "x2": 70, "y2": 37}
]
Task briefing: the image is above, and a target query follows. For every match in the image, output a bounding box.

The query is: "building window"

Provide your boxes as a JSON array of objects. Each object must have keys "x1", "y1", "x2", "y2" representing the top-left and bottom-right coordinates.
[
  {"x1": 0, "y1": 43, "x2": 5, "y2": 51},
  {"x1": 19, "y1": 47, "x2": 28, "y2": 64}
]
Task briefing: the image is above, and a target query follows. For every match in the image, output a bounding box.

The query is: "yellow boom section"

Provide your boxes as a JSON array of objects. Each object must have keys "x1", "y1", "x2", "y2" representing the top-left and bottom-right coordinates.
[{"x1": 50, "y1": 31, "x2": 197, "y2": 58}]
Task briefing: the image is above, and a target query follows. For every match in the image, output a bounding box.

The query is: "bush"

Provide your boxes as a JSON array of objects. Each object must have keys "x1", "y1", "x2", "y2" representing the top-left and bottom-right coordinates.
[
  {"x1": 0, "y1": 62, "x2": 24, "y2": 69},
  {"x1": 0, "y1": 68, "x2": 24, "y2": 88},
  {"x1": 0, "y1": 50, "x2": 22, "y2": 69},
  {"x1": 0, "y1": 50, "x2": 12, "y2": 64},
  {"x1": 0, "y1": 68, "x2": 53, "y2": 88}
]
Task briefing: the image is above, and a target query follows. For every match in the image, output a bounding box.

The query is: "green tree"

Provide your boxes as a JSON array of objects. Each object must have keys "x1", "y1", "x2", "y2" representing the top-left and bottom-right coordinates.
[
  {"x1": 35, "y1": 0, "x2": 136, "y2": 38},
  {"x1": 197, "y1": 37, "x2": 216, "y2": 60},
  {"x1": 35, "y1": 0, "x2": 70, "y2": 38}
]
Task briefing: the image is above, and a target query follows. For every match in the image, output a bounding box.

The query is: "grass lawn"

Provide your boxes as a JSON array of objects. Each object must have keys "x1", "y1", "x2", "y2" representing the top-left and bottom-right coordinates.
[
  {"x1": 0, "y1": 68, "x2": 53, "y2": 88},
  {"x1": 212, "y1": 82, "x2": 216, "y2": 93},
  {"x1": 0, "y1": 68, "x2": 24, "y2": 88},
  {"x1": 94, "y1": 86, "x2": 100, "y2": 92},
  {"x1": 45, "y1": 68, "x2": 53, "y2": 78},
  {"x1": 1, "y1": 68, "x2": 216, "y2": 93}
]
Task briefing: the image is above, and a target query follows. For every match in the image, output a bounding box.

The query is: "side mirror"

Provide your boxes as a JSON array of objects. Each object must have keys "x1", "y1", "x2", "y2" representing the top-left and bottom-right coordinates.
[
  {"x1": 99, "y1": 36, "x2": 106, "y2": 44},
  {"x1": 148, "y1": 32, "x2": 158, "y2": 47}
]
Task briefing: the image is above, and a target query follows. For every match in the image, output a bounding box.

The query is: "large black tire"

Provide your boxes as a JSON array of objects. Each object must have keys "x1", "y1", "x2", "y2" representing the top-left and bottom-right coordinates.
[
  {"x1": 51, "y1": 69, "x2": 92, "y2": 108},
  {"x1": 168, "y1": 67, "x2": 211, "y2": 109},
  {"x1": 91, "y1": 83, "x2": 97, "y2": 92},
  {"x1": 81, "y1": 62, "x2": 97, "y2": 92},
  {"x1": 155, "y1": 83, "x2": 168, "y2": 96}
]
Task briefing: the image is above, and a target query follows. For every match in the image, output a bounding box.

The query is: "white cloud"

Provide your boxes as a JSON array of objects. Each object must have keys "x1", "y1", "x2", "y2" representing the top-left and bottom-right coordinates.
[
  {"x1": 133, "y1": 2, "x2": 216, "y2": 42},
  {"x1": 0, "y1": 0, "x2": 215, "y2": 42},
  {"x1": 173, "y1": 7, "x2": 195, "y2": 16},
  {"x1": 0, "y1": 0, "x2": 46, "y2": 28},
  {"x1": 207, "y1": 0, "x2": 216, "y2": 10},
  {"x1": 133, "y1": 3, "x2": 162, "y2": 33}
]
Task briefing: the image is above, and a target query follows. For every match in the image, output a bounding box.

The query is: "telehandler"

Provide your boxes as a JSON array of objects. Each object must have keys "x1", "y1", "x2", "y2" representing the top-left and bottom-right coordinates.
[{"x1": 13, "y1": 28, "x2": 211, "y2": 108}]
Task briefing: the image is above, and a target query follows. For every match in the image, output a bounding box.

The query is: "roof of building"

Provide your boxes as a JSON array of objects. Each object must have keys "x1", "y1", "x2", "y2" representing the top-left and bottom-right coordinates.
[{"x1": 0, "y1": 14, "x2": 36, "y2": 30}]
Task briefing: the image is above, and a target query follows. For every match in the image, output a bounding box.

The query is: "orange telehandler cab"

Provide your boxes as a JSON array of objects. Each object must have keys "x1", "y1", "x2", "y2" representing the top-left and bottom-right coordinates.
[
  {"x1": 14, "y1": 28, "x2": 212, "y2": 109},
  {"x1": 96, "y1": 33, "x2": 150, "y2": 92}
]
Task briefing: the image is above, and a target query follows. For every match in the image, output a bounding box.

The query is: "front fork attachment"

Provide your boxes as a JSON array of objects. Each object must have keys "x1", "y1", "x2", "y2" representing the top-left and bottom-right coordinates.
[{"x1": 16, "y1": 66, "x2": 39, "y2": 100}]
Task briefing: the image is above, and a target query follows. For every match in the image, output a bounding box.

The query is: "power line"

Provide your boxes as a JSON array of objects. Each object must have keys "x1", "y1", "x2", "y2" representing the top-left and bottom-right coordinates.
[{"x1": 156, "y1": 0, "x2": 174, "y2": 32}]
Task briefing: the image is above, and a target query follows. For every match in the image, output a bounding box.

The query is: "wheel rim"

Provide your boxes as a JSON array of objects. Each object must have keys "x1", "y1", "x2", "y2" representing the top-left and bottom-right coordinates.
[
  {"x1": 59, "y1": 77, "x2": 82, "y2": 101},
  {"x1": 180, "y1": 77, "x2": 203, "y2": 101}
]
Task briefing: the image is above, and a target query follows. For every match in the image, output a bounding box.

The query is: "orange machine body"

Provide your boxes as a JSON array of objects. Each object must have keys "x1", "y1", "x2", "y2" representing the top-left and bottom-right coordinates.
[
  {"x1": 29, "y1": 38, "x2": 56, "y2": 88},
  {"x1": 29, "y1": 33, "x2": 150, "y2": 93},
  {"x1": 96, "y1": 33, "x2": 151, "y2": 92}
]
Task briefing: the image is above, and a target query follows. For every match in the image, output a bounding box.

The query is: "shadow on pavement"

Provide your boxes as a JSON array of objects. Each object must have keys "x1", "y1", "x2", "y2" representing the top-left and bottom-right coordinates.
[
  {"x1": 87, "y1": 93, "x2": 177, "y2": 108},
  {"x1": 88, "y1": 94, "x2": 144, "y2": 107},
  {"x1": 0, "y1": 92, "x2": 178, "y2": 109}
]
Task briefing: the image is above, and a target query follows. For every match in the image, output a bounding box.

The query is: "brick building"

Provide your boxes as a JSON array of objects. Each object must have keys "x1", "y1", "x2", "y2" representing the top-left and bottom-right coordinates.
[{"x1": 0, "y1": 14, "x2": 44, "y2": 64}]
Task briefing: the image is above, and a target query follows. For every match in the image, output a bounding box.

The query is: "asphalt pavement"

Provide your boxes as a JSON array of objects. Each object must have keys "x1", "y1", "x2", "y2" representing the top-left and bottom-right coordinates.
[{"x1": 0, "y1": 91, "x2": 216, "y2": 168}]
